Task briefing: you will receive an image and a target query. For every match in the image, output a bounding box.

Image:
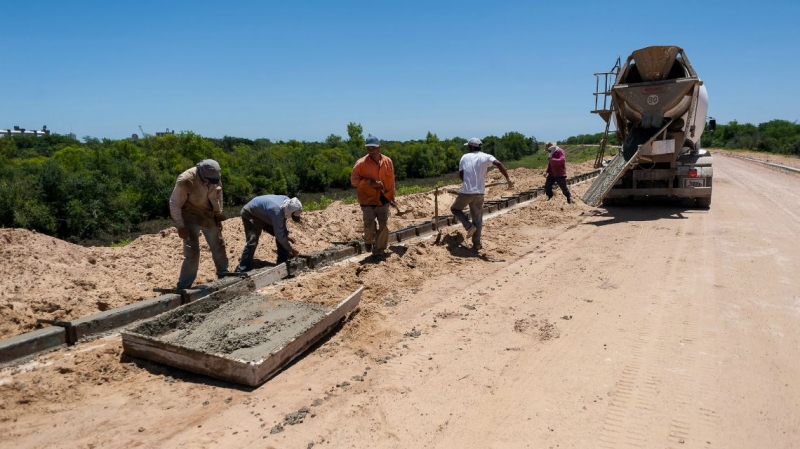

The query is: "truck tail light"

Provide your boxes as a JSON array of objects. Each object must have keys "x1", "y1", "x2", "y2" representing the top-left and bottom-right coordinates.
[{"x1": 688, "y1": 168, "x2": 698, "y2": 178}]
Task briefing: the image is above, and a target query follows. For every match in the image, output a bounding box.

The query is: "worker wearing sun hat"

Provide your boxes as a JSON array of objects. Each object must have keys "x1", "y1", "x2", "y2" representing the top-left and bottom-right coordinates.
[
  {"x1": 235, "y1": 194, "x2": 303, "y2": 272},
  {"x1": 170, "y1": 159, "x2": 229, "y2": 289},
  {"x1": 544, "y1": 142, "x2": 572, "y2": 204},
  {"x1": 450, "y1": 137, "x2": 512, "y2": 251}
]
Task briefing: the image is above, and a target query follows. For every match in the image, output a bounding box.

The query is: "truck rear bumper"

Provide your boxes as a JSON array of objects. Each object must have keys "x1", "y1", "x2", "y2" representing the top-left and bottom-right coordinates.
[{"x1": 606, "y1": 187, "x2": 712, "y2": 198}]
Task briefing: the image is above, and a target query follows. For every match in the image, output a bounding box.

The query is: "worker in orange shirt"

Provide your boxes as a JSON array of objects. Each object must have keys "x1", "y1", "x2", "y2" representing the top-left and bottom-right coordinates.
[{"x1": 350, "y1": 135, "x2": 396, "y2": 258}]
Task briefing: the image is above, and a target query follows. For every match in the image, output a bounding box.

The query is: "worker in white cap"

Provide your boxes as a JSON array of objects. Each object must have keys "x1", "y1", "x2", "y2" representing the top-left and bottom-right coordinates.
[
  {"x1": 169, "y1": 159, "x2": 229, "y2": 289},
  {"x1": 451, "y1": 138, "x2": 513, "y2": 251},
  {"x1": 235, "y1": 194, "x2": 302, "y2": 271}
]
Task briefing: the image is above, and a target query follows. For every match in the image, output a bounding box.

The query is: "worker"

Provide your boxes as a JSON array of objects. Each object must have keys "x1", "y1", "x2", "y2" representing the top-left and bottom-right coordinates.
[
  {"x1": 544, "y1": 142, "x2": 572, "y2": 204},
  {"x1": 451, "y1": 137, "x2": 513, "y2": 251},
  {"x1": 235, "y1": 195, "x2": 302, "y2": 272},
  {"x1": 169, "y1": 159, "x2": 229, "y2": 290},
  {"x1": 350, "y1": 135, "x2": 396, "y2": 257}
]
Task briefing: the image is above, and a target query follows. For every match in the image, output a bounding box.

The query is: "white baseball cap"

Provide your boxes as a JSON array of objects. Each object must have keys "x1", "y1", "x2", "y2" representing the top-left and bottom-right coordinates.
[{"x1": 464, "y1": 137, "x2": 482, "y2": 147}]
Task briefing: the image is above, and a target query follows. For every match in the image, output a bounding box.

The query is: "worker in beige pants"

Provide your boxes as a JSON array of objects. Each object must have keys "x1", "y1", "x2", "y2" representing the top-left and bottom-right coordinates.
[{"x1": 351, "y1": 135, "x2": 396, "y2": 257}]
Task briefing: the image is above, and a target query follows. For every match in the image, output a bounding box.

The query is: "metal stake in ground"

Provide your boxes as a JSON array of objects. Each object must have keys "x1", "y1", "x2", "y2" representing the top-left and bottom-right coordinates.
[{"x1": 434, "y1": 186, "x2": 439, "y2": 230}]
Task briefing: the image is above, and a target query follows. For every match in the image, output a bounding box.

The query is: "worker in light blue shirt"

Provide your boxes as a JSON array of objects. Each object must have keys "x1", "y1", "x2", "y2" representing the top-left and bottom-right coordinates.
[{"x1": 235, "y1": 195, "x2": 302, "y2": 272}]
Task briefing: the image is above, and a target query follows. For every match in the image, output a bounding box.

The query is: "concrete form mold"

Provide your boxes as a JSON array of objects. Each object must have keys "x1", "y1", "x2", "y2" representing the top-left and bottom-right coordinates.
[
  {"x1": 121, "y1": 287, "x2": 363, "y2": 387},
  {"x1": 0, "y1": 326, "x2": 67, "y2": 365},
  {"x1": 68, "y1": 294, "x2": 183, "y2": 343},
  {"x1": 416, "y1": 222, "x2": 434, "y2": 235},
  {"x1": 393, "y1": 226, "x2": 418, "y2": 242}
]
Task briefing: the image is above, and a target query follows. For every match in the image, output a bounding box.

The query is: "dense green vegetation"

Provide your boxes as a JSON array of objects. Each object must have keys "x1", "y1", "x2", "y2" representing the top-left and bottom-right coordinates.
[
  {"x1": 561, "y1": 132, "x2": 620, "y2": 146},
  {"x1": 3, "y1": 118, "x2": 797, "y2": 243},
  {"x1": 0, "y1": 124, "x2": 538, "y2": 241},
  {"x1": 701, "y1": 119, "x2": 800, "y2": 154}
]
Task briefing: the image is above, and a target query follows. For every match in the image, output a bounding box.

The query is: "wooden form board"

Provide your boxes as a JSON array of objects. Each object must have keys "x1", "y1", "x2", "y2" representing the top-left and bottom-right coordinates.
[{"x1": 121, "y1": 287, "x2": 363, "y2": 387}]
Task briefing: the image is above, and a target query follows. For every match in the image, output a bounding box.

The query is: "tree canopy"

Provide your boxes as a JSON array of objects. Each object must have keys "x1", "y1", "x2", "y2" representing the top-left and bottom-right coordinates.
[
  {"x1": 702, "y1": 119, "x2": 800, "y2": 153},
  {"x1": 0, "y1": 126, "x2": 538, "y2": 241},
  {"x1": 5, "y1": 118, "x2": 795, "y2": 242}
]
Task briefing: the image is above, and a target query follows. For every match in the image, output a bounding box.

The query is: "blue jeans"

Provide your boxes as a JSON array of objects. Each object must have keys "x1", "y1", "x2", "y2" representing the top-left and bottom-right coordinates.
[
  {"x1": 450, "y1": 193, "x2": 484, "y2": 247},
  {"x1": 177, "y1": 221, "x2": 229, "y2": 289},
  {"x1": 236, "y1": 210, "x2": 289, "y2": 272}
]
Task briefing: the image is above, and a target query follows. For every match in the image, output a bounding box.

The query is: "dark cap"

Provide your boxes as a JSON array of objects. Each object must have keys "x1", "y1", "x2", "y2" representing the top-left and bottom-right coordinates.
[
  {"x1": 196, "y1": 159, "x2": 221, "y2": 180},
  {"x1": 365, "y1": 136, "x2": 380, "y2": 147}
]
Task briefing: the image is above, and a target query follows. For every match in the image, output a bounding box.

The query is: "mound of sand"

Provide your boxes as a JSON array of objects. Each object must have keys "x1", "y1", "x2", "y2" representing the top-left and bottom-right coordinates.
[{"x1": 0, "y1": 163, "x2": 595, "y2": 339}]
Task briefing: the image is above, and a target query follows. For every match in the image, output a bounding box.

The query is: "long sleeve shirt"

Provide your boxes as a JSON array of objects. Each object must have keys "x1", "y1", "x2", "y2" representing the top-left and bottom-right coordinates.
[
  {"x1": 546, "y1": 147, "x2": 567, "y2": 177},
  {"x1": 169, "y1": 167, "x2": 224, "y2": 229},
  {"x1": 241, "y1": 195, "x2": 293, "y2": 253},
  {"x1": 350, "y1": 154, "x2": 396, "y2": 206}
]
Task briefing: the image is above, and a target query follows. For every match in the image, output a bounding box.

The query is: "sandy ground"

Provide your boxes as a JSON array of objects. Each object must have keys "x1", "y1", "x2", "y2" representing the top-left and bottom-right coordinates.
[
  {"x1": 2, "y1": 154, "x2": 800, "y2": 448},
  {"x1": 0, "y1": 165, "x2": 587, "y2": 339},
  {"x1": 713, "y1": 148, "x2": 800, "y2": 170}
]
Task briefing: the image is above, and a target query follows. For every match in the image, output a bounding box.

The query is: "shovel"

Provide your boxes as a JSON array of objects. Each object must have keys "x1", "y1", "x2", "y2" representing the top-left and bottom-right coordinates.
[
  {"x1": 390, "y1": 200, "x2": 412, "y2": 216},
  {"x1": 486, "y1": 181, "x2": 510, "y2": 188}
]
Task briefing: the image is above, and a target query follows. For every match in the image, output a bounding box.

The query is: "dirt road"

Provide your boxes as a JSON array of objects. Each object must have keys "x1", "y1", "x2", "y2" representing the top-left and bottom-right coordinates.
[{"x1": 2, "y1": 154, "x2": 799, "y2": 448}]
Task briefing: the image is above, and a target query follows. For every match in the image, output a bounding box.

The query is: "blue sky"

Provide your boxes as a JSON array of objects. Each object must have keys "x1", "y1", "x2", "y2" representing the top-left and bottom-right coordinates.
[{"x1": 2, "y1": 0, "x2": 798, "y2": 143}]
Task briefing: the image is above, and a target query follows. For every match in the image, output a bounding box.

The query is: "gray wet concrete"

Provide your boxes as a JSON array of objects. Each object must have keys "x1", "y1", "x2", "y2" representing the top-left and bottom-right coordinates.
[
  {"x1": 132, "y1": 294, "x2": 328, "y2": 362},
  {"x1": 582, "y1": 152, "x2": 627, "y2": 206}
]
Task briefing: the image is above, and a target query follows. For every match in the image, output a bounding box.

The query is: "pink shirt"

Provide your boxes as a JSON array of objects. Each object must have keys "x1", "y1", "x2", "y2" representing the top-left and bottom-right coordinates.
[{"x1": 546, "y1": 147, "x2": 567, "y2": 177}]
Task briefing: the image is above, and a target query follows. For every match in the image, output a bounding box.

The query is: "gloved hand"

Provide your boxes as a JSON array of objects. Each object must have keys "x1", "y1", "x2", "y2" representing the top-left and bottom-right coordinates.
[
  {"x1": 287, "y1": 235, "x2": 296, "y2": 244},
  {"x1": 177, "y1": 227, "x2": 188, "y2": 239},
  {"x1": 291, "y1": 249, "x2": 300, "y2": 258},
  {"x1": 507, "y1": 180, "x2": 515, "y2": 189}
]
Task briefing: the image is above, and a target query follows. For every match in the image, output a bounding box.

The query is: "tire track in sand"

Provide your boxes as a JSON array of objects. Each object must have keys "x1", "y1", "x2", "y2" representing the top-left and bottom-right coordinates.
[{"x1": 597, "y1": 211, "x2": 719, "y2": 448}]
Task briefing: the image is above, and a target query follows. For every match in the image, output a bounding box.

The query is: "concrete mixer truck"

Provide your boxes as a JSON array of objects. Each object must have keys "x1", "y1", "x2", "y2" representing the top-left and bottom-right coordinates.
[{"x1": 582, "y1": 45, "x2": 714, "y2": 207}]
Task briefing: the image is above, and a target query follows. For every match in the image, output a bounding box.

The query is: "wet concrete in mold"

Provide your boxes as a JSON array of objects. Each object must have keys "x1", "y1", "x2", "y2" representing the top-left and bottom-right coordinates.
[{"x1": 132, "y1": 294, "x2": 329, "y2": 362}]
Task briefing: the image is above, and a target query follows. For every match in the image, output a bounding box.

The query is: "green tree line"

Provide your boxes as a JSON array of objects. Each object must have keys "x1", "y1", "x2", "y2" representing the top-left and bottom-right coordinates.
[
  {"x1": 561, "y1": 119, "x2": 800, "y2": 154},
  {"x1": 702, "y1": 119, "x2": 800, "y2": 153},
  {"x1": 0, "y1": 124, "x2": 538, "y2": 241}
]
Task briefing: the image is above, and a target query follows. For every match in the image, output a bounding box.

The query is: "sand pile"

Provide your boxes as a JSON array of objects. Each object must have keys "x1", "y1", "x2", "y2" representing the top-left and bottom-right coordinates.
[{"x1": 0, "y1": 163, "x2": 595, "y2": 339}]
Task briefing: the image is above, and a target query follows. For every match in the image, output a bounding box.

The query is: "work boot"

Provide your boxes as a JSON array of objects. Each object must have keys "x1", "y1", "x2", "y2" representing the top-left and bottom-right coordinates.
[
  {"x1": 365, "y1": 243, "x2": 373, "y2": 252},
  {"x1": 567, "y1": 196, "x2": 573, "y2": 204},
  {"x1": 466, "y1": 225, "x2": 477, "y2": 239},
  {"x1": 370, "y1": 249, "x2": 390, "y2": 261}
]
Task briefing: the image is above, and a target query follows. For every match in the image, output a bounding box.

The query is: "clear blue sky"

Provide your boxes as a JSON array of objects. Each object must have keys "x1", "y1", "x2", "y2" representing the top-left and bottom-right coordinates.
[{"x1": 2, "y1": 0, "x2": 798, "y2": 143}]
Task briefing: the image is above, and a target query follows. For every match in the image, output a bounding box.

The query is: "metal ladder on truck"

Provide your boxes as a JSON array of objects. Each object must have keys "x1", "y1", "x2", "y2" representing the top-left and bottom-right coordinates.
[{"x1": 590, "y1": 57, "x2": 620, "y2": 168}]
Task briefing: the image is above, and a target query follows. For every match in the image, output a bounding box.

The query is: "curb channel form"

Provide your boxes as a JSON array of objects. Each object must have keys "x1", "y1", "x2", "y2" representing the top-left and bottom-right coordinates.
[{"x1": 0, "y1": 170, "x2": 600, "y2": 366}]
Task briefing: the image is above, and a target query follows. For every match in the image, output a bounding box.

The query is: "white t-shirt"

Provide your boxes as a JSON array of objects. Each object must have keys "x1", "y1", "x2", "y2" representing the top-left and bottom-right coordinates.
[{"x1": 459, "y1": 151, "x2": 497, "y2": 194}]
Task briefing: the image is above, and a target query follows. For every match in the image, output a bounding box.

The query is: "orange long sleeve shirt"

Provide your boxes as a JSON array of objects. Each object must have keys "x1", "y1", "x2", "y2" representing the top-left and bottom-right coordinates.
[{"x1": 351, "y1": 154, "x2": 396, "y2": 206}]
